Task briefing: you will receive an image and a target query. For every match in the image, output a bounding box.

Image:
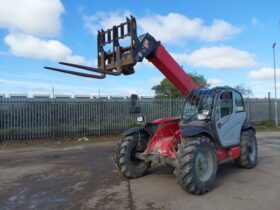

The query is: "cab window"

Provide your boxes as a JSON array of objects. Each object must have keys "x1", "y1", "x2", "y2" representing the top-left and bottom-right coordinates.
[
  {"x1": 235, "y1": 92, "x2": 245, "y2": 112},
  {"x1": 220, "y1": 91, "x2": 233, "y2": 118}
]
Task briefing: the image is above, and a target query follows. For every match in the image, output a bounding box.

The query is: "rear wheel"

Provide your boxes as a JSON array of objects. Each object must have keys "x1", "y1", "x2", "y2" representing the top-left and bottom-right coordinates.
[
  {"x1": 175, "y1": 136, "x2": 217, "y2": 195},
  {"x1": 114, "y1": 135, "x2": 148, "y2": 178},
  {"x1": 235, "y1": 130, "x2": 258, "y2": 168}
]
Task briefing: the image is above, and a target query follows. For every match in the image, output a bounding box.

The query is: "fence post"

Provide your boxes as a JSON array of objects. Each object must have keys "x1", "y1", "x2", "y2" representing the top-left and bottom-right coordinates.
[
  {"x1": 247, "y1": 98, "x2": 251, "y2": 122},
  {"x1": 268, "y1": 92, "x2": 272, "y2": 121},
  {"x1": 98, "y1": 95, "x2": 101, "y2": 136},
  {"x1": 169, "y1": 98, "x2": 172, "y2": 117},
  {"x1": 52, "y1": 97, "x2": 55, "y2": 139}
]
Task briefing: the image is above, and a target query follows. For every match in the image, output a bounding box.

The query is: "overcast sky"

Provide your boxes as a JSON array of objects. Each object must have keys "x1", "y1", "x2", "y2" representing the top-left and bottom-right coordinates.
[{"x1": 0, "y1": 0, "x2": 280, "y2": 97}]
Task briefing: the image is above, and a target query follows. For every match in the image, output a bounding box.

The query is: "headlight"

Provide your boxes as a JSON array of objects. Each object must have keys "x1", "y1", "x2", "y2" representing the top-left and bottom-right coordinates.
[{"x1": 137, "y1": 116, "x2": 145, "y2": 123}]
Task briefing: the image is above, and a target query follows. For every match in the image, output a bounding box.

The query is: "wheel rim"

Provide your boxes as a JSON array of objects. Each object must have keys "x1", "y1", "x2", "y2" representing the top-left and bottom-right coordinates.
[
  {"x1": 195, "y1": 148, "x2": 214, "y2": 182},
  {"x1": 247, "y1": 138, "x2": 256, "y2": 162}
]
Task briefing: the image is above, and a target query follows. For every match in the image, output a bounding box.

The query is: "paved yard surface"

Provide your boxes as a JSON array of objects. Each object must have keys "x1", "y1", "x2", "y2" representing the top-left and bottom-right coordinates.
[{"x1": 0, "y1": 132, "x2": 280, "y2": 210}]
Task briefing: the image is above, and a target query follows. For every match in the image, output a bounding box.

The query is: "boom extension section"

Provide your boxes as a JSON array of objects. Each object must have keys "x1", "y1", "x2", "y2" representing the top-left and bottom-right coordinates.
[{"x1": 45, "y1": 15, "x2": 198, "y2": 95}]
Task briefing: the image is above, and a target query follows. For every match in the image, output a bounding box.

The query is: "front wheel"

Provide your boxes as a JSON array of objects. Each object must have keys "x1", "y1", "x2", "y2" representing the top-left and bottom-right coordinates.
[
  {"x1": 175, "y1": 136, "x2": 217, "y2": 195},
  {"x1": 114, "y1": 135, "x2": 148, "y2": 178},
  {"x1": 235, "y1": 130, "x2": 258, "y2": 169}
]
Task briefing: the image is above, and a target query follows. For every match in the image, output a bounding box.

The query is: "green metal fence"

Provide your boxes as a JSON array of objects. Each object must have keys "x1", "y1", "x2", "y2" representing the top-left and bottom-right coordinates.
[
  {"x1": 0, "y1": 97, "x2": 278, "y2": 140},
  {"x1": 0, "y1": 98, "x2": 183, "y2": 140}
]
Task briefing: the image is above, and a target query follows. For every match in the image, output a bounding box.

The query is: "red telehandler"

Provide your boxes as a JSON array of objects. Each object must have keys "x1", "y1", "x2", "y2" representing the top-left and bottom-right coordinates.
[{"x1": 45, "y1": 16, "x2": 258, "y2": 194}]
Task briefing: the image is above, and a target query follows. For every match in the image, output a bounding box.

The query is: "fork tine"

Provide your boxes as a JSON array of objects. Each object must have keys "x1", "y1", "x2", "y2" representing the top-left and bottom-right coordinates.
[
  {"x1": 59, "y1": 62, "x2": 122, "y2": 76},
  {"x1": 44, "y1": 66, "x2": 106, "y2": 79}
]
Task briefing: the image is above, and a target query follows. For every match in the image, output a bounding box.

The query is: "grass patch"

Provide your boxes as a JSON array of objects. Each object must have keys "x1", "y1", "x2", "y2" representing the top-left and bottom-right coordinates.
[
  {"x1": 0, "y1": 134, "x2": 121, "y2": 149},
  {"x1": 254, "y1": 120, "x2": 280, "y2": 131}
]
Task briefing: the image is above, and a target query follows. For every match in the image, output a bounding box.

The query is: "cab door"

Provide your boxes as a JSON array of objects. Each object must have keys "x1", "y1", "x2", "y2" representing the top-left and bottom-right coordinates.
[{"x1": 215, "y1": 90, "x2": 246, "y2": 147}]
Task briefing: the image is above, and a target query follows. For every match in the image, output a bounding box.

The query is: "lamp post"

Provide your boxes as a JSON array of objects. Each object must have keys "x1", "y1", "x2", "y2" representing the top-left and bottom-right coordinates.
[{"x1": 272, "y1": 42, "x2": 278, "y2": 127}]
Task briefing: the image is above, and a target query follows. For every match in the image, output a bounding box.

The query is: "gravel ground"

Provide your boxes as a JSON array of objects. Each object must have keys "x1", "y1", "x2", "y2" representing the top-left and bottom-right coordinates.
[{"x1": 0, "y1": 132, "x2": 279, "y2": 210}]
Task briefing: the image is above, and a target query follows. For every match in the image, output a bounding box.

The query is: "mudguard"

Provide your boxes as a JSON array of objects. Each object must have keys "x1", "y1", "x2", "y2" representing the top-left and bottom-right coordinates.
[
  {"x1": 123, "y1": 127, "x2": 151, "y2": 151},
  {"x1": 242, "y1": 122, "x2": 255, "y2": 133},
  {"x1": 123, "y1": 127, "x2": 150, "y2": 137},
  {"x1": 181, "y1": 127, "x2": 215, "y2": 140}
]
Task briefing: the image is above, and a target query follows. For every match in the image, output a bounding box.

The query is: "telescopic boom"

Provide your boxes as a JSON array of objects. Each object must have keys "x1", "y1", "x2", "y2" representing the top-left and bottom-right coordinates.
[{"x1": 45, "y1": 16, "x2": 198, "y2": 95}]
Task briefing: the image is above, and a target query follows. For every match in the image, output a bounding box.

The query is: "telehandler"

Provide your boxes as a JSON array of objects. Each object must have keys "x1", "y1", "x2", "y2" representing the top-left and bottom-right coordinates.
[{"x1": 45, "y1": 16, "x2": 257, "y2": 194}]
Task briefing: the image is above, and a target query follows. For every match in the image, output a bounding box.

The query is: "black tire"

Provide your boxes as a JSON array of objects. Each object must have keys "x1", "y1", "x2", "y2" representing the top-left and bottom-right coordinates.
[
  {"x1": 174, "y1": 136, "x2": 217, "y2": 195},
  {"x1": 114, "y1": 135, "x2": 148, "y2": 178},
  {"x1": 235, "y1": 130, "x2": 258, "y2": 169}
]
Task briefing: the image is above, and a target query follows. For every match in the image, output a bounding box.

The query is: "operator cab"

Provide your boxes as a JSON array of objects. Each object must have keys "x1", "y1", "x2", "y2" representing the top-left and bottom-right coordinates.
[{"x1": 180, "y1": 87, "x2": 247, "y2": 148}]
